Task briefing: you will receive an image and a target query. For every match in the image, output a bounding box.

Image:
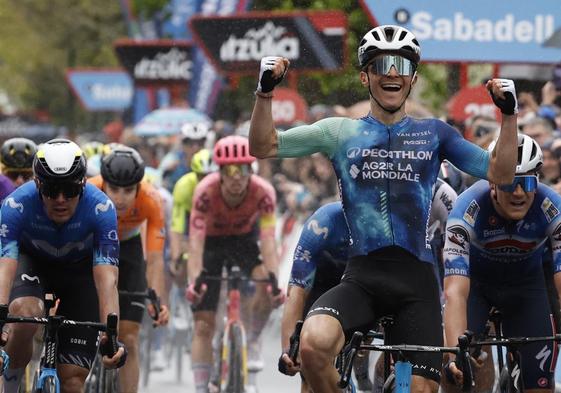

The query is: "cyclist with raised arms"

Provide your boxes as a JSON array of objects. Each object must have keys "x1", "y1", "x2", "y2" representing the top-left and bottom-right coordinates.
[
  {"x1": 0, "y1": 139, "x2": 125, "y2": 393},
  {"x1": 185, "y1": 135, "x2": 284, "y2": 393},
  {"x1": 443, "y1": 134, "x2": 560, "y2": 393},
  {"x1": 89, "y1": 146, "x2": 169, "y2": 393},
  {"x1": 169, "y1": 148, "x2": 216, "y2": 281},
  {"x1": 0, "y1": 138, "x2": 37, "y2": 199},
  {"x1": 249, "y1": 24, "x2": 518, "y2": 393}
]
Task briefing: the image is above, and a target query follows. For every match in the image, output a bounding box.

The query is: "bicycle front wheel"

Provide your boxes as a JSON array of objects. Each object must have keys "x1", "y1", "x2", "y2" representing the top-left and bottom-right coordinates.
[{"x1": 224, "y1": 323, "x2": 246, "y2": 393}]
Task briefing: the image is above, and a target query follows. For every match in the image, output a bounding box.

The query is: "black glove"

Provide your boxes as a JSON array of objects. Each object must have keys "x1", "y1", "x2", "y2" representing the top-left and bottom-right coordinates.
[
  {"x1": 278, "y1": 352, "x2": 289, "y2": 375},
  {"x1": 257, "y1": 56, "x2": 288, "y2": 93},
  {"x1": 489, "y1": 78, "x2": 518, "y2": 115},
  {"x1": 100, "y1": 339, "x2": 128, "y2": 369}
]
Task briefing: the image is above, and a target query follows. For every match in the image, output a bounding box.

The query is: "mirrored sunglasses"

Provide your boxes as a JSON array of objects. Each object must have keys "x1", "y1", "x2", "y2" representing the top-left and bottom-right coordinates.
[
  {"x1": 368, "y1": 55, "x2": 416, "y2": 76},
  {"x1": 221, "y1": 164, "x2": 251, "y2": 177},
  {"x1": 498, "y1": 175, "x2": 538, "y2": 193},
  {"x1": 39, "y1": 181, "x2": 83, "y2": 199}
]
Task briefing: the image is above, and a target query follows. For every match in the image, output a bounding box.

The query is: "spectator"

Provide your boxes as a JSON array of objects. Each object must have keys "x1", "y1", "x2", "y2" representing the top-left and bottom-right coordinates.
[{"x1": 521, "y1": 116, "x2": 554, "y2": 147}]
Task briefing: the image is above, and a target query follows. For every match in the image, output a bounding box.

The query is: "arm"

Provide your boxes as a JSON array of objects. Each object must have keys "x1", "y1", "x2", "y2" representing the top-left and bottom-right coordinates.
[
  {"x1": 249, "y1": 57, "x2": 290, "y2": 158},
  {"x1": 485, "y1": 79, "x2": 518, "y2": 185},
  {"x1": 0, "y1": 258, "x2": 18, "y2": 305},
  {"x1": 443, "y1": 275, "x2": 470, "y2": 349},
  {"x1": 281, "y1": 286, "x2": 307, "y2": 350},
  {"x1": 260, "y1": 235, "x2": 278, "y2": 276},
  {"x1": 93, "y1": 264, "x2": 119, "y2": 322}
]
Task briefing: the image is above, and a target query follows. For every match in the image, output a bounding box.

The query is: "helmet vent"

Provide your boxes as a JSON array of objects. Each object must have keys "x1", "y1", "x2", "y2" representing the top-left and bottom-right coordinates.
[
  {"x1": 398, "y1": 30, "x2": 407, "y2": 41},
  {"x1": 372, "y1": 30, "x2": 380, "y2": 41},
  {"x1": 384, "y1": 27, "x2": 395, "y2": 41}
]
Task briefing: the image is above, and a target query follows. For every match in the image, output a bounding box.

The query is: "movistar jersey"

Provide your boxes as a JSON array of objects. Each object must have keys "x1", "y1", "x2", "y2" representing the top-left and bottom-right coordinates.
[
  {"x1": 0, "y1": 182, "x2": 119, "y2": 266},
  {"x1": 443, "y1": 180, "x2": 561, "y2": 283},
  {"x1": 289, "y1": 202, "x2": 349, "y2": 292},
  {"x1": 277, "y1": 116, "x2": 489, "y2": 262}
]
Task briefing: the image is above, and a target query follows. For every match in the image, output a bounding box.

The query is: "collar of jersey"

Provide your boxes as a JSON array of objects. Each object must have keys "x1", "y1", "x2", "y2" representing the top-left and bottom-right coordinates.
[{"x1": 362, "y1": 114, "x2": 410, "y2": 130}]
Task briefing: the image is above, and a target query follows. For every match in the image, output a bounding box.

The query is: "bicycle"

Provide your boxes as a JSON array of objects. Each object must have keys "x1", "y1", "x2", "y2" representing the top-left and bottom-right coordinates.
[
  {"x1": 165, "y1": 282, "x2": 193, "y2": 382},
  {"x1": 195, "y1": 265, "x2": 281, "y2": 393},
  {"x1": 0, "y1": 298, "x2": 120, "y2": 393},
  {"x1": 468, "y1": 308, "x2": 561, "y2": 393},
  {"x1": 84, "y1": 288, "x2": 160, "y2": 393},
  {"x1": 337, "y1": 327, "x2": 474, "y2": 393}
]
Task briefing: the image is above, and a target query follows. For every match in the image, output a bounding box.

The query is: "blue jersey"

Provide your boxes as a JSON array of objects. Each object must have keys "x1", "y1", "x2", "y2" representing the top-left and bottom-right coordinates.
[
  {"x1": 277, "y1": 116, "x2": 489, "y2": 263},
  {"x1": 0, "y1": 182, "x2": 119, "y2": 266},
  {"x1": 289, "y1": 202, "x2": 349, "y2": 291},
  {"x1": 443, "y1": 180, "x2": 561, "y2": 284}
]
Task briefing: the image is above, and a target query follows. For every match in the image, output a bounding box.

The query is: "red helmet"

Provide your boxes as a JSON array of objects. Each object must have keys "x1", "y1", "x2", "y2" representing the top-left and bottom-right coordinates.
[{"x1": 213, "y1": 136, "x2": 256, "y2": 165}]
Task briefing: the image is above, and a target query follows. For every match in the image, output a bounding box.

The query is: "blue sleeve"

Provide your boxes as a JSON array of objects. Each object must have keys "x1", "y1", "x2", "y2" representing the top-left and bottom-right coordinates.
[
  {"x1": 289, "y1": 207, "x2": 335, "y2": 291},
  {"x1": 91, "y1": 196, "x2": 120, "y2": 266},
  {"x1": 0, "y1": 196, "x2": 26, "y2": 260},
  {"x1": 438, "y1": 121, "x2": 490, "y2": 180},
  {"x1": 443, "y1": 191, "x2": 476, "y2": 278}
]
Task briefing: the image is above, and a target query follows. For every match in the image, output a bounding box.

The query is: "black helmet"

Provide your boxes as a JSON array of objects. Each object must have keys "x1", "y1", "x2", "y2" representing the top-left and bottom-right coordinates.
[
  {"x1": 33, "y1": 139, "x2": 87, "y2": 184},
  {"x1": 1, "y1": 138, "x2": 37, "y2": 170},
  {"x1": 100, "y1": 146, "x2": 145, "y2": 187}
]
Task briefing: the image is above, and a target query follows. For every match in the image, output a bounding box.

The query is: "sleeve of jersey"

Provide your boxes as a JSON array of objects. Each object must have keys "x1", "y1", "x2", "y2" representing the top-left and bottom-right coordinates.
[
  {"x1": 258, "y1": 182, "x2": 277, "y2": 240},
  {"x1": 443, "y1": 214, "x2": 473, "y2": 278},
  {"x1": 544, "y1": 193, "x2": 561, "y2": 274},
  {"x1": 288, "y1": 213, "x2": 330, "y2": 291},
  {"x1": 0, "y1": 198, "x2": 25, "y2": 260},
  {"x1": 189, "y1": 186, "x2": 208, "y2": 241},
  {"x1": 146, "y1": 192, "x2": 166, "y2": 253},
  {"x1": 93, "y1": 198, "x2": 120, "y2": 266},
  {"x1": 171, "y1": 177, "x2": 190, "y2": 235},
  {"x1": 438, "y1": 121, "x2": 490, "y2": 179},
  {"x1": 276, "y1": 118, "x2": 342, "y2": 159}
]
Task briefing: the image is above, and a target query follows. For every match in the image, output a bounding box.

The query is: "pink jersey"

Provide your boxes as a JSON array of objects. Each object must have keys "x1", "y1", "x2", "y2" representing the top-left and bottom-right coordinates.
[{"x1": 189, "y1": 172, "x2": 276, "y2": 239}]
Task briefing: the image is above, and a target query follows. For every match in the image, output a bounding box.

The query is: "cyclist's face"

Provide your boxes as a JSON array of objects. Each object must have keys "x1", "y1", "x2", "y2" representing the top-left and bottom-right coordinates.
[
  {"x1": 104, "y1": 183, "x2": 138, "y2": 212},
  {"x1": 491, "y1": 180, "x2": 536, "y2": 221},
  {"x1": 39, "y1": 185, "x2": 81, "y2": 224},
  {"x1": 220, "y1": 164, "x2": 251, "y2": 197},
  {"x1": 360, "y1": 56, "x2": 417, "y2": 112}
]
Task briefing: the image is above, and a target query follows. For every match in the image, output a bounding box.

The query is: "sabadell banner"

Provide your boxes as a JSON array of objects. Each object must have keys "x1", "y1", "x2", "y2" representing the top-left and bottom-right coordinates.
[
  {"x1": 189, "y1": 11, "x2": 348, "y2": 74},
  {"x1": 360, "y1": 0, "x2": 561, "y2": 63}
]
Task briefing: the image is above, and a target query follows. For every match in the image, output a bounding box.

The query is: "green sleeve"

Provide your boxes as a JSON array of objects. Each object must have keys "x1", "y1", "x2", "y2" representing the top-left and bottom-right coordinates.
[
  {"x1": 171, "y1": 173, "x2": 197, "y2": 234},
  {"x1": 276, "y1": 117, "x2": 345, "y2": 159}
]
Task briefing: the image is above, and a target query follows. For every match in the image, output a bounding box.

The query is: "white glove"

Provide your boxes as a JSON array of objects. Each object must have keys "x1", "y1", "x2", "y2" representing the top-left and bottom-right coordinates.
[
  {"x1": 257, "y1": 56, "x2": 288, "y2": 94},
  {"x1": 489, "y1": 78, "x2": 518, "y2": 115}
]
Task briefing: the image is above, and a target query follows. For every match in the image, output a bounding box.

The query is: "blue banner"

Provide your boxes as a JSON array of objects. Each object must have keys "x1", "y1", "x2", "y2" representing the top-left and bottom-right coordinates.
[
  {"x1": 66, "y1": 70, "x2": 133, "y2": 111},
  {"x1": 360, "y1": 0, "x2": 561, "y2": 63},
  {"x1": 162, "y1": 0, "x2": 200, "y2": 39}
]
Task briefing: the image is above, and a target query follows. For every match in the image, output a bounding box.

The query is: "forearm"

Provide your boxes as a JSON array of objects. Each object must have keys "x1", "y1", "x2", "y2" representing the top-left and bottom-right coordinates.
[
  {"x1": 260, "y1": 236, "x2": 279, "y2": 276},
  {"x1": 187, "y1": 235, "x2": 204, "y2": 284},
  {"x1": 249, "y1": 97, "x2": 278, "y2": 158},
  {"x1": 169, "y1": 231, "x2": 185, "y2": 262},
  {"x1": 0, "y1": 259, "x2": 17, "y2": 305},
  {"x1": 488, "y1": 114, "x2": 517, "y2": 185},
  {"x1": 281, "y1": 286, "x2": 307, "y2": 349},
  {"x1": 93, "y1": 265, "x2": 119, "y2": 322},
  {"x1": 146, "y1": 252, "x2": 167, "y2": 305}
]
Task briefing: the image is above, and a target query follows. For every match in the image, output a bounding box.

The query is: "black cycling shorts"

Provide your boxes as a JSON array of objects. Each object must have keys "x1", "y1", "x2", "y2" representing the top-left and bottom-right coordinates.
[
  {"x1": 307, "y1": 246, "x2": 443, "y2": 383},
  {"x1": 10, "y1": 252, "x2": 100, "y2": 370},
  {"x1": 192, "y1": 234, "x2": 261, "y2": 313},
  {"x1": 118, "y1": 235, "x2": 148, "y2": 323},
  {"x1": 468, "y1": 273, "x2": 556, "y2": 389}
]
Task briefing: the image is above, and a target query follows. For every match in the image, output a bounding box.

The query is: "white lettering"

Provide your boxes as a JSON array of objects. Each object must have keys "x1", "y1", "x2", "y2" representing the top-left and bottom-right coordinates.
[
  {"x1": 134, "y1": 48, "x2": 192, "y2": 80},
  {"x1": 91, "y1": 84, "x2": 132, "y2": 102}
]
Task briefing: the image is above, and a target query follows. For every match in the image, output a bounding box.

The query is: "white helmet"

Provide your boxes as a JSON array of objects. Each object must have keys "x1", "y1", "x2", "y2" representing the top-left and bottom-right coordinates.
[
  {"x1": 488, "y1": 134, "x2": 543, "y2": 174},
  {"x1": 181, "y1": 122, "x2": 209, "y2": 141},
  {"x1": 358, "y1": 25, "x2": 421, "y2": 68}
]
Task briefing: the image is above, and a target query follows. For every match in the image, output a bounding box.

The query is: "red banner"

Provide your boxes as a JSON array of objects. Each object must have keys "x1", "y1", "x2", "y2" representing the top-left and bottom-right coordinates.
[{"x1": 272, "y1": 88, "x2": 309, "y2": 126}]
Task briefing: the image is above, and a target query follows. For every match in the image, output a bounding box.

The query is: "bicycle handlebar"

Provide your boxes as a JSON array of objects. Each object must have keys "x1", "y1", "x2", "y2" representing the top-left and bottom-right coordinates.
[
  {"x1": 470, "y1": 333, "x2": 561, "y2": 347},
  {"x1": 119, "y1": 288, "x2": 161, "y2": 322},
  {"x1": 288, "y1": 320, "x2": 304, "y2": 362},
  {"x1": 194, "y1": 268, "x2": 282, "y2": 295}
]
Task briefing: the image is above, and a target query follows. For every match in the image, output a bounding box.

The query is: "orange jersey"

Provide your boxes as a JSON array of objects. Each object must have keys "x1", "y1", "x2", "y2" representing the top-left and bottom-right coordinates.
[{"x1": 89, "y1": 175, "x2": 165, "y2": 253}]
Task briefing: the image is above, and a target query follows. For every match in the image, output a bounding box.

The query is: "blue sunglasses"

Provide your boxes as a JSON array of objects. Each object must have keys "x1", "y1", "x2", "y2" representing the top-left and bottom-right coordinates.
[{"x1": 498, "y1": 175, "x2": 538, "y2": 193}]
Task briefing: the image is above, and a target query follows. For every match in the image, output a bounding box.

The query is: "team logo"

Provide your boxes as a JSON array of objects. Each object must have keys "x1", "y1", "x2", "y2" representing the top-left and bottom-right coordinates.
[
  {"x1": 95, "y1": 199, "x2": 114, "y2": 215},
  {"x1": 195, "y1": 192, "x2": 210, "y2": 213},
  {"x1": 307, "y1": 220, "x2": 329, "y2": 239},
  {"x1": 488, "y1": 216, "x2": 498, "y2": 226},
  {"x1": 107, "y1": 230, "x2": 118, "y2": 241},
  {"x1": 447, "y1": 225, "x2": 470, "y2": 249},
  {"x1": 346, "y1": 147, "x2": 361, "y2": 159},
  {"x1": 463, "y1": 200, "x2": 480, "y2": 226},
  {"x1": 0, "y1": 224, "x2": 8, "y2": 238},
  {"x1": 541, "y1": 198, "x2": 560, "y2": 223},
  {"x1": 349, "y1": 164, "x2": 360, "y2": 179},
  {"x1": 21, "y1": 274, "x2": 40, "y2": 283},
  {"x1": 4, "y1": 197, "x2": 23, "y2": 213}
]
